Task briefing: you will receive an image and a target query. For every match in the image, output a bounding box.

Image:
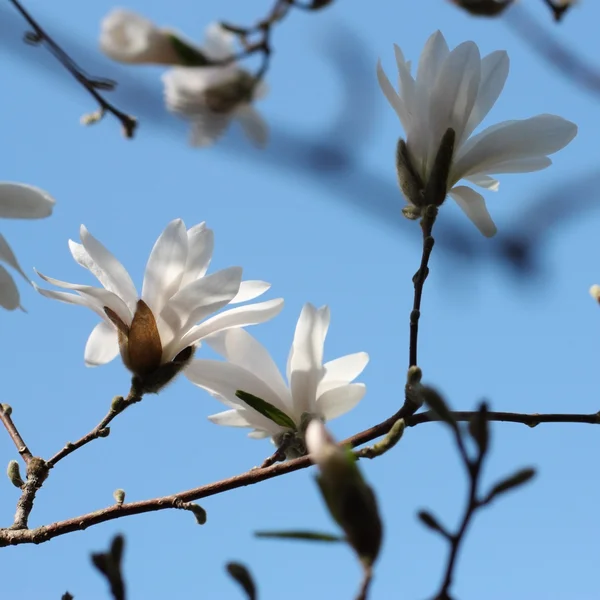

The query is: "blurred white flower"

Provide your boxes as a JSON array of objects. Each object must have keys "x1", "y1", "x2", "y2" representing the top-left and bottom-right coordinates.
[
  {"x1": 99, "y1": 8, "x2": 189, "y2": 65},
  {"x1": 589, "y1": 284, "x2": 600, "y2": 303},
  {"x1": 377, "y1": 30, "x2": 577, "y2": 236},
  {"x1": 162, "y1": 23, "x2": 268, "y2": 148},
  {"x1": 0, "y1": 183, "x2": 54, "y2": 311},
  {"x1": 35, "y1": 219, "x2": 283, "y2": 383},
  {"x1": 305, "y1": 419, "x2": 345, "y2": 473},
  {"x1": 185, "y1": 303, "x2": 368, "y2": 444}
]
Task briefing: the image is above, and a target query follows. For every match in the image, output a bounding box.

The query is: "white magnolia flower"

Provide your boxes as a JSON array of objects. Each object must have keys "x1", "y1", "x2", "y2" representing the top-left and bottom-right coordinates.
[
  {"x1": 0, "y1": 183, "x2": 54, "y2": 311},
  {"x1": 35, "y1": 219, "x2": 283, "y2": 384},
  {"x1": 100, "y1": 9, "x2": 186, "y2": 65},
  {"x1": 162, "y1": 23, "x2": 268, "y2": 148},
  {"x1": 185, "y1": 303, "x2": 368, "y2": 444},
  {"x1": 377, "y1": 30, "x2": 577, "y2": 237}
]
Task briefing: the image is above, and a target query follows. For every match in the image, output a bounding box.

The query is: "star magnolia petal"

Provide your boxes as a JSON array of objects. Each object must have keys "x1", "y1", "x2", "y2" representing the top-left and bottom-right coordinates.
[
  {"x1": 162, "y1": 23, "x2": 268, "y2": 148},
  {"x1": 184, "y1": 302, "x2": 369, "y2": 441},
  {"x1": 0, "y1": 183, "x2": 55, "y2": 310},
  {"x1": 99, "y1": 8, "x2": 186, "y2": 65},
  {"x1": 35, "y1": 219, "x2": 283, "y2": 381},
  {"x1": 377, "y1": 30, "x2": 577, "y2": 236}
]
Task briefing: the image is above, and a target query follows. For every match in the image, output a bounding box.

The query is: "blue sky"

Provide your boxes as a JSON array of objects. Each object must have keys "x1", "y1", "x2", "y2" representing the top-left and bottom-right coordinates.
[{"x1": 1, "y1": 0, "x2": 600, "y2": 598}]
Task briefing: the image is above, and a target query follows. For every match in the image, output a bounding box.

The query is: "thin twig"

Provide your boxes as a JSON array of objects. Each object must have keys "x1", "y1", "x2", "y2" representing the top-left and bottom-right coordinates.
[
  {"x1": 8, "y1": 0, "x2": 137, "y2": 137},
  {"x1": 0, "y1": 406, "x2": 596, "y2": 546},
  {"x1": 356, "y1": 565, "x2": 373, "y2": 600},
  {"x1": 409, "y1": 207, "x2": 437, "y2": 368},
  {"x1": 47, "y1": 386, "x2": 144, "y2": 468},
  {"x1": 0, "y1": 405, "x2": 33, "y2": 464}
]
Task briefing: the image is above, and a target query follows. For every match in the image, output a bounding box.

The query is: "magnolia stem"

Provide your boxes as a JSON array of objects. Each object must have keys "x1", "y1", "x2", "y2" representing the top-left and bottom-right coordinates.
[
  {"x1": 0, "y1": 405, "x2": 33, "y2": 464},
  {"x1": 0, "y1": 407, "x2": 596, "y2": 546}
]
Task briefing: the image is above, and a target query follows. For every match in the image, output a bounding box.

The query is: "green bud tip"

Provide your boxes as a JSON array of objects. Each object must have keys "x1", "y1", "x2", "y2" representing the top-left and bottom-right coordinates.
[
  {"x1": 113, "y1": 489, "x2": 126, "y2": 505},
  {"x1": 1, "y1": 403, "x2": 12, "y2": 416},
  {"x1": 7, "y1": 460, "x2": 24, "y2": 488}
]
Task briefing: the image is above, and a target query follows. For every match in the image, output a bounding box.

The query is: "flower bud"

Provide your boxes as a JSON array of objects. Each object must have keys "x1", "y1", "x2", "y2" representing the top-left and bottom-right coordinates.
[
  {"x1": 305, "y1": 420, "x2": 382, "y2": 567},
  {"x1": 7, "y1": 460, "x2": 24, "y2": 488},
  {"x1": 113, "y1": 489, "x2": 126, "y2": 505}
]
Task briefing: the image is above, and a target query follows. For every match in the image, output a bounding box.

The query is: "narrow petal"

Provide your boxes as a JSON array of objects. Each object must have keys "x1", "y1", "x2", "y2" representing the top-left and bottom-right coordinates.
[
  {"x1": 322, "y1": 352, "x2": 369, "y2": 384},
  {"x1": 462, "y1": 51, "x2": 509, "y2": 141},
  {"x1": 248, "y1": 430, "x2": 270, "y2": 439},
  {"x1": 80, "y1": 225, "x2": 138, "y2": 309},
  {"x1": 393, "y1": 44, "x2": 416, "y2": 119},
  {"x1": 171, "y1": 298, "x2": 284, "y2": 358},
  {"x1": 477, "y1": 156, "x2": 552, "y2": 174},
  {"x1": 207, "y1": 408, "x2": 253, "y2": 427},
  {"x1": 236, "y1": 106, "x2": 268, "y2": 147},
  {"x1": 180, "y1": 224, "x2": 213, "y2": 287},
  {"x1": 449, "y1": 186, "x2": 497, "y2": 237},
  {"x1": 289, "y1": 304, "x2": 331, "y2": 416},
  {"x1": 141, "y1": 219, "x2": 188, "y2": 315},
  {"x1": 203, "y1": 22, "x2": 236, "y2": 61},
  {"x1": 84, "y1": 321, "x2": 119, "y2": 366},
  {"x1": 376, "y1": 60, "x2": 410, "y2": 132},
  {"x1": 317, "y1": 383, "x2": 366, "y2": 421},
  {"x1": 185, "y1": 359, "x2": 290, "y2": 432},
  {"x1": 164, "y1": 266, "x2": 242, "y2": 332},
  {"x1": 0, "y1": 265, "x2": 20, "y2": 310},
  {"x1": 0, "y1": 183, "x2": 55, "y2": 219},
  {"x1": 35, "y1": 270, "x2": 132, "y2": 324},
  {"x1": 464, "y1": 174, "x2": 500, "y2": 190},
  {"x1": 204, "y1": 328, "x2": 291, "y2": 406},
  {"x1": 189, "y1": 113, "x2": 232, "y2": 147},
  {"x1": 0, "y1": 234, "x2": 31, "y2": 283},
  {"x1": 452, "y1": 115, "x2": 577, "y2": 181},
  {"x1": 429, "y1": 41, "x2": 481, "y2": 161},
  {"x1": 230, "y1": 280, "x2": 271, "y2": 304}
]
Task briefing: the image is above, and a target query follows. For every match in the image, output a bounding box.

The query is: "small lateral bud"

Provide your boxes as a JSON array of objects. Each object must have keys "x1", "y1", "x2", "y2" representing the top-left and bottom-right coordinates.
[
  {"x1": 113, "y1": 489, "x2": 126, "y2": 505},
  {"x1": 406, "y1": 366, "x2": 422, "y2": 385},
  {"x1": 1, "y1": 403, "x2": 12, "y2": 416},
  {"x1": 97, "y1": 427, "x2": 111, "y2": 438},
  {"x1": 111, "y1": 396, "x2": 125, "y2": 411},
  {"x1": 7, "y1": 460, "x2": 24, "y2": 488},
  {"x1": 451, "y1": 0, "x2": 514, "y2": 17},
  {"x1": 80, "y1": 109, "x2": 105, "y2": 126},
  {"x1": 188, "y1": 503, "x2": 207, "y2": 525}
]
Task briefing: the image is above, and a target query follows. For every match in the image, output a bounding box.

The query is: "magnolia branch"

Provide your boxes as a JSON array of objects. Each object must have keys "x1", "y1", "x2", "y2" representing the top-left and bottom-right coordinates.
[
  {"x1": 8, "y1": 0, "x2": 137, "y2": 137},
  {"x1": 0, "y1": 405, "x2": 32, "y2": 464},
  {"x1": 0, "y1": 406, "x2": 597, "y2": 546}
]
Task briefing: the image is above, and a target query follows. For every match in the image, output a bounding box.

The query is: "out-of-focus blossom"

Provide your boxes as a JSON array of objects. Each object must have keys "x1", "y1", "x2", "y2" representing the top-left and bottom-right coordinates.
[
  {"x1": 162, "y1": 23, "x2": 268, "y2": 148},
  {"x1": 0, "y1": 183, "x2": 54, "y2": 311}
]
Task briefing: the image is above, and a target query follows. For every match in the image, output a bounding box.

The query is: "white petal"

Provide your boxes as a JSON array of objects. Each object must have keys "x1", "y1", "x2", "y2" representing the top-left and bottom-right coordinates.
[
  {"x1": 230, "y1": 280, "x2": 271, "y2": 304},
  {"x1": 248, "y1": 430, "x2": 270, "y2": 439},
  {"x1": 464, "y1": 174, "x2": 500, "y2": 190},
  {"x1": 452, "y1": 115, "x2": 577, "y2": 181},
  {"x1": 207, "y1": 409, "x2": 253, "y2": 427},
  {"x1": 236, "y1": 106, "x2": 268, "y2": 147},
  {"x1": 180, "y1": 225, "x2": 213, "y2": 287},
  {"x1": 185, "y1": 359, "x2": 291, "y2": 432},
  {"x1": 462, "y1": 51, "x2": 509, "y2": 142},
  {"x1": 0, "y1": 183, "x2": 55, "y2": 219},
  {"x1": 0, "y1": 265, "x2": 20, "y2": 310},
  {"x1": 84, "y1": 321, "x2": 119, "y2": 367},
  {"x1": 35, "y1": 270, "x2": 132, "y2": 324},
  {"x1": 204, "y1": 328, "x2": 291, "y2": 407},
  {"x1": 393, "y1": 44, "x2": 416, "y2": 120},
  {"x1": 203, "y1": 22, "x2": 236, "y2": 61},
  {"x1": 80, "y1": 225, "x2": 138, "y2": 309},
  {"x1": 429, "y1": 41, "x2": 481, "y2": 161},
  {"x1": 478, "y1": 156, "x2": 553, "y2": 174},
  {"x1": 289, "y1": 304, "x2": 331, "y2": 416},
  {"x1": 34, "y1": 283, "x2": 95, "y2": 309},
  {"x1": 376, "y1": 60, "x2": 410, "y2": 132},
  {"x1": 189, "y1": 114, "x2": 231, "y2": 147},
  {"x1": 449, "y1": 186, "x2": 497, "y2": 238},
  {"x1": 0, "y1": 234, "x2": 30, "y2": 283},
  {"x1": 321, "y1": 352, "x2": 369, "y2": 387},
  {"x1": 317, "y1": 383, "x2": 366, "y2": 421},
  {"x1": 141, "y1": 219, "x2": 188, "y2": 315},
  {"x1": 172, "y1": 298, "x2": 284, "y2": 357},
  {"x1": 164, "y1": 266, "x2": 242, "y2": 332}
]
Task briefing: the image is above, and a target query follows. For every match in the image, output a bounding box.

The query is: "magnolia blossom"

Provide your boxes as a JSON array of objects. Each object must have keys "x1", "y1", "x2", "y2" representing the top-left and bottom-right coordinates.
[
  {"x1": 590, "y1": 285, "x2": 600, "y2": 303},
  {"x1": 0, "y1": 183, "x2": 54, "y2": 310},
  {"x1": 162, "y1": 23, "x2": 268, "y2": 148},
  {"x1": 100, "y1": 9, "x2": 186, "y2": 65},
  {"x1": 185, "y1": 303, "x2": 368, "y2": 445},
  {"x1": 377, "y1": 30, "x2": 577, "y2": 236},
  {"x1": 35, "y1": 220, "x2": 283, "y2": 384}
]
